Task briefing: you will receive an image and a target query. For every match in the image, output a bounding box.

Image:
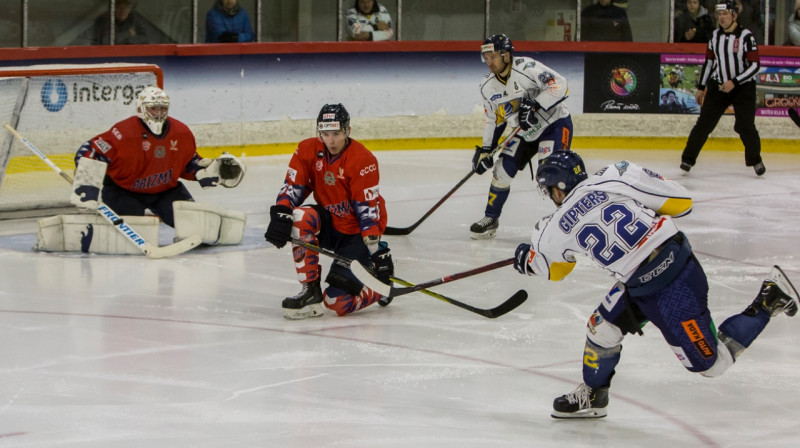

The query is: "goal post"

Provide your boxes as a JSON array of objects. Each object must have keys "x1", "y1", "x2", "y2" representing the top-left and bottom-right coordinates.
[{"x1": 0, "y1": 63, "x2": 163, "y2": 216}]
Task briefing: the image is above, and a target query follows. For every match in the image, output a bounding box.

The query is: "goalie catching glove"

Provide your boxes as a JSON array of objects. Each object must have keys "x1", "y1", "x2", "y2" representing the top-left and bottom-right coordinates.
[
  {"x1": 196, "y1": 152, "x2": 246, "y2": 188},
  {"x1": 472, "y1": 146, "x2": 494, "y2": 174}
]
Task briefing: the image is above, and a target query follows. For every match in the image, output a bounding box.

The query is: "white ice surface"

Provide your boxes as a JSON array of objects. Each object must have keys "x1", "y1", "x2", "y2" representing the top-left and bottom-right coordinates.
[{"x1": 0, "y1": 148, "x2": 799, "y2": 447}]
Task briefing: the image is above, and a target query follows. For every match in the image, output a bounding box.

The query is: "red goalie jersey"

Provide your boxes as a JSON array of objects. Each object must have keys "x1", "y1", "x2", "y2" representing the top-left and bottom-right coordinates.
[
  {"x1": 276, "y1": 137, "x2": 387, "y2": 238},
  {"x1": 75, "y1": 116, "x2": 202, "y2": 194}
]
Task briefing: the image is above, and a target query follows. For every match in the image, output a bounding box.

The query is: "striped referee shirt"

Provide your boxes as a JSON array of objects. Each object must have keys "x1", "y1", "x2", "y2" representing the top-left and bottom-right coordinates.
[{"x1": 697, "y1": 25, "x2": 760, "y2": 89}]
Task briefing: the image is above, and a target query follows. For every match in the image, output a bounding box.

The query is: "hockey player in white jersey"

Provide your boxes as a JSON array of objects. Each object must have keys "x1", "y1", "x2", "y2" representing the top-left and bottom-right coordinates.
[
  {"x1": 471, "y1": 34, "x2": 573, "y2": 239},
  {"x1": 513, "y1": 151, "x2": 799, "y2": 419}
]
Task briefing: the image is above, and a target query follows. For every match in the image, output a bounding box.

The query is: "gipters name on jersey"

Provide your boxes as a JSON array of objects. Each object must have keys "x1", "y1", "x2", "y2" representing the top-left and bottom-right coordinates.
[
  {"x1": 73, "y1": 83, "x2": 147, "y2": 105},
  {"x1": 558, "y1": 192, "x2": 609, "y2": 233}
]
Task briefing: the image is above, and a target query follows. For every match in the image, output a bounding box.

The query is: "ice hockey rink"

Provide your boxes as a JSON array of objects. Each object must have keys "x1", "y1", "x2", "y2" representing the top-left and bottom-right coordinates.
[{"x1": 0, "y1": 147, "x2": 798, "y2": 447}]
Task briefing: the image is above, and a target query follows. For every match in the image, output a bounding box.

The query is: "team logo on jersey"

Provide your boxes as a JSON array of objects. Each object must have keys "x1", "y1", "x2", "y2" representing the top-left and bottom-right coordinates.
[
  {"x1": 95, "y1": 138, "x2": 111, "y2": 153},
  {"x1": 490, "y1": 93, "x2": 502, "y2": 101},
  {"x1": 363, "y1": 185, "x2": 379, "y2": 201},
  {"x1": 287, "y1": 168, "x2": 297, "y2": 182},
  {"x1": 142, "y1": 141, "x2": 151, "y2": 152},
  {"x1": 154, "y1": 146, "x2": 166, "y2": 159},
  {"x1": 112, "y1": 127, "x2": 123, "y2": 140},
  {"x1": 587, "y1": 310, "x2": 604, "y2": 335},
  {"x1": 614, "y1": 161, "x2": 630, "y2": 175},
  {"x1": 323, "y1": 171, "x2": 336, "y2": 185},
  {"x1": 170, "y1": 140, "x2": 178, "y2": 151},
  {"x1": 337, "y1": 168, "x2": 345, "y2": 180},
  {"x1": 316, "y1": 159, "x2": 323, "y2": 171},
  {"x1": 539, "y1": 72, "x2": 555, "y2": 86}
]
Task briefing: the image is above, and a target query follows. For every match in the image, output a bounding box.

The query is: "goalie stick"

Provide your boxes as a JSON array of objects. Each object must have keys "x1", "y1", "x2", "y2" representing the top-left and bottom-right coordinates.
[
  {"x1": 290, "y1": 238, "x2": 528, "y2": 318},
  {"x1": 3, "y1": 122, "x2": 202, "y2": 259},
  {"x1": 383, "y1": 127, "x2": 521, "y2": 236}
]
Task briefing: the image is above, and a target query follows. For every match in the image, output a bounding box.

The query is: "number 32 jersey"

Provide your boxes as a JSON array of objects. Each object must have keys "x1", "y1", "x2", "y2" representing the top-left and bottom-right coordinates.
[{"x1": 527, "y1": 161, "x2": 693, "y2": 282}]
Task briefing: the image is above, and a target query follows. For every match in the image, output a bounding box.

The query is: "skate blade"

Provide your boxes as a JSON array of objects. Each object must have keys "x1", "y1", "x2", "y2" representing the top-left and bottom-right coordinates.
[
  {"x1": 770, "y1": 266, "x2": 800, "y2": 316},
  {"x1": 283, "y1": 304, "x2": 324, "y2": 320},
  {"x1": 551, "y1": 408, "x2": 608, "y2": 419},
  {"x1": 470, "y1": 229, "x2": 497, "y2": 240}
]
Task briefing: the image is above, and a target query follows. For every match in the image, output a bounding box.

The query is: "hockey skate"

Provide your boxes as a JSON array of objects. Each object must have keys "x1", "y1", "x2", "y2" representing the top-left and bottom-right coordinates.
[
  {"x1": 747, "y1": 265, "x2": 799, "y2": 318},
  {"x1": 282, "y1": 280, "x2": 324, "y2": 320},
  {"x1": 551, "y1": 383, "x2": 609, "y2": 419},
  {"x1": 470, "y1": 216, "x2": 499, "y2": 240}
]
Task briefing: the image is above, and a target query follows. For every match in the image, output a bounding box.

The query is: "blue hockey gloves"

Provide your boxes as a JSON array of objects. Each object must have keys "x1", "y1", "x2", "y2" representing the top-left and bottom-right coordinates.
[
  {"x1": 472, "y1": 145, "x2": 494, "y2": 174},
  {"x1": 519, "y1": 98, "x2": 540, "y2": 131},
  {"x1": 265, "y1": 205, "x2": 294, "y2": 248},
  {"x1": 370, "y1": 241, "x2": 394, "y2": 285},
  {"x1": 514, "y1": 243, "x2": 534, "y2": 275}
]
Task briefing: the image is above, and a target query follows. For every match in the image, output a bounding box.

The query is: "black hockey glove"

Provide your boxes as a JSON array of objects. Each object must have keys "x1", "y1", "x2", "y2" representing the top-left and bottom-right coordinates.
[
  {"x1": 472, "y1": 145, "x2": 494, "y2": 175},
  {"x1": 370, "y1": 241, "x2": 394, "y2": 285},
  {"x1": 265, "y1": 205, "x2": 293, "y2": 248},
  {"x1": 518, "y1": 98, "x2": 540, "y2": 131},
  {"x1": 513, "y1": 243, "x2": 534, "y2": 275},
  {"x1": 219, "y1": 32, "x2": 239, "y2": 43}
]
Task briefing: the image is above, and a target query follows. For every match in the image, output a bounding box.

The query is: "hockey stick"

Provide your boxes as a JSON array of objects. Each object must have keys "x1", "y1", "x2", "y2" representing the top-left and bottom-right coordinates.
[
  {"x1": 3, "y1": 122, "x2": 201, "y2": 259},
  {"x1": 788, "y1": 108, "x2": 800, "y2": 129},
  {"x1": 383, "y1": 127, "x2": 521, "y2": 236},
  {"x1": 349, "y1": 255, "x2": 517, "y2": 298},
  {"x1": 290, "y1": 238, "x2": 527, "y2": 318}
]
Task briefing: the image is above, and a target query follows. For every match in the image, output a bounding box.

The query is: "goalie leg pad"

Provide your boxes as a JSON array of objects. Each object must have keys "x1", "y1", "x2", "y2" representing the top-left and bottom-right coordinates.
[
  {"x1": 173, "y1": 201, "x2": 246, "y2": 245},
  {"x1": 35, "y1": 214, "x2": 159, "y2": 255}
]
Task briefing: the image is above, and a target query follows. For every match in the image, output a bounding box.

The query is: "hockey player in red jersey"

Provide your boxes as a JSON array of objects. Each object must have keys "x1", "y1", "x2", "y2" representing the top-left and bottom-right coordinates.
[
  {"x1": 265, "y1": 103, "x2": 394, "y2": 319},
  {"x1": 73, "y1": 86, "x2": 244, "y2": 228}
]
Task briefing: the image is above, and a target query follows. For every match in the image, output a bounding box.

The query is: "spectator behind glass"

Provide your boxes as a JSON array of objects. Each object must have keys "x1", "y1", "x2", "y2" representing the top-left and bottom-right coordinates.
[
  {"x1": 674, "y1": 0, "x2": 715, "y2": 42},
  {"x1": 92, "y1": 0, "x2": 149, "y2": 45},
  {"x1": 346, "y1": 0, "x2": 394, "y2": 41},
  {"x1": 735, "y1": 0, "x2": 764, "y2": 44},
  {"x1": 206, "y1": 0, "x2": 254, "y2": 43},
  {"x1": 580, "y1": 0, "x2": 633, "y2": 41},
  {"x1": 788, "y1": 0, "x2": 800, "y2": 45}
]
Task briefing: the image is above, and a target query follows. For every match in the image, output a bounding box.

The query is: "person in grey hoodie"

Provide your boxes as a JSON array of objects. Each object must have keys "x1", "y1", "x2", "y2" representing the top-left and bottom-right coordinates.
[{"x1": 674, "y1": 0, "x2": 715, "y2": 43}]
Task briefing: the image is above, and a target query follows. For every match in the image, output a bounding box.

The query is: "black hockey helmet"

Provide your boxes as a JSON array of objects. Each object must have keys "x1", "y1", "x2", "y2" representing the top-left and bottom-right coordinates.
[
  {"x1": 481, "y1": 34, "x2": 513, "y2": 61},
  {"x1": 535, "y1": 151, "x2": 588, "y2": 197},
  {"x1": 715, "y1": 0, "x2": 738, "y2": 13},
  {"x1": 317, "y1": 103, "x2": 350, "y2": 132}
]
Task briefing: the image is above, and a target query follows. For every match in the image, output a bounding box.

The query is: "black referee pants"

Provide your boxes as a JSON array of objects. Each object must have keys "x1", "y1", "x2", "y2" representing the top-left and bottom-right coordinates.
[{"x1": 681, "y1": 79, "x2": 762, "y2": 167}]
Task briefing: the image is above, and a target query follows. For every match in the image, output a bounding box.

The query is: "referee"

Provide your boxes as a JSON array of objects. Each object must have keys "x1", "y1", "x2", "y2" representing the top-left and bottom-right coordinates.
[{"x1": 680, "y1": 0, "x2": 764, "y2": 176}]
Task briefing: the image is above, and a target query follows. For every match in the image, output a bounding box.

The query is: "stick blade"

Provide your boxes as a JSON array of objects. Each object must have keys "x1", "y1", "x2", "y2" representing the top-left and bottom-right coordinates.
[
  {"x1": 383, "y1": 226, "x2": 414, "y2": 236},
  {"x1": 144, "y1": 234, "x2": 203, "y2": 259},
  {"x1": 483, "y1": 289, "x2": 528, "y2": 318},
  {"x1": 349, "y1": 260, "x2": 393, "y2": 296}
]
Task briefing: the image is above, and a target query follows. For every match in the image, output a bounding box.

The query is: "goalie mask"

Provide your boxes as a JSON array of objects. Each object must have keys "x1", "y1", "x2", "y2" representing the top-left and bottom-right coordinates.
[
  {"x1": 535, "y1": 151, "x2": 587, "y2": 199},
  {"x1": 136, "y1": 86, "x2": 170, "y2": 135},
  {"x1": 316, "y1": 103, "x2": 350, "y2": 134}
]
